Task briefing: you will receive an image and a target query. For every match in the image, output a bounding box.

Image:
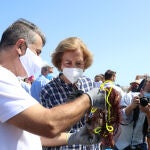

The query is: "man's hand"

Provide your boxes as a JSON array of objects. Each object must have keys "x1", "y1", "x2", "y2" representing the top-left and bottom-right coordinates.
[
  {"x1": 67, "y1": 125, "x2": 100, "y2": 145},
  {"x1": 131, "y1": 96, "x2": 140, "y2": 109},
  {"x1": 140, "y1": 103, "x2": 150, "y2": 118},
  {"x1": 85, "y1": 88, "x2": 105, "y2": 109}
]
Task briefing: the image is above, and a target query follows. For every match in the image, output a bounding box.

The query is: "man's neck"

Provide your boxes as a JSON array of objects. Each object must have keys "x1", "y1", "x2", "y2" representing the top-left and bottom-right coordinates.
[{"x1": 0, "y1": 49, "x2": 27, "y2": 77}]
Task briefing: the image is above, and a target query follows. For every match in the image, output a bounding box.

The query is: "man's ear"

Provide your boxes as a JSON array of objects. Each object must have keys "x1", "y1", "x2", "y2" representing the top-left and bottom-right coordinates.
[{"x1": 16, "y1": 39, "x2": 27, "y2": 56}]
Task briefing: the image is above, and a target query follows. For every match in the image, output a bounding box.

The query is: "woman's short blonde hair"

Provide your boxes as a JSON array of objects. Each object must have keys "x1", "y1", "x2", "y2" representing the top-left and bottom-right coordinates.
[{"x1": 51, "y1": 37, "x2": 93, "y2": 71}]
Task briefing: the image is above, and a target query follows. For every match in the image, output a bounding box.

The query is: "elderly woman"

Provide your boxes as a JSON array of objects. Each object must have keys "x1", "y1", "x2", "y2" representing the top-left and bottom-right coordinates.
[{"x1": 40, "y1": 37, "x2": 100, "y2": 150}]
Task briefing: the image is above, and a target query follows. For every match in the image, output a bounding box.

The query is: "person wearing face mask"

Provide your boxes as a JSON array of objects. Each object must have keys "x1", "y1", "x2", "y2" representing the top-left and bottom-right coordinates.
[
  {"x1": 114, "y1": 78, "x2": 150, "y2": 150},
  {"x1": 17, "y1": 18, "x2": 45, "y2": 94},
  {"x1": 40, "y1": 37, "x2": 101, "y2": 150},
  {"x1": 31, "y1": 65, "x2": 54, "y2": 102},
  {"x1": 45, "y1": 66, "x2": 54, "y2": 80},
  {"x1": 0, "y1": 18, "x2": 106, "y2": 150}
]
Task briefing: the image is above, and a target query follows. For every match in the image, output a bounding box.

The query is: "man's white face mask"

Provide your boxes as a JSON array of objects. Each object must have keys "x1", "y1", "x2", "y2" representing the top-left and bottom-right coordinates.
[
  {"x1": 20, "y1": 48, "x2": 44, "y2": 77},
  {"x1": 63, "y1": 68, "x2": 83, "y2": 84}
]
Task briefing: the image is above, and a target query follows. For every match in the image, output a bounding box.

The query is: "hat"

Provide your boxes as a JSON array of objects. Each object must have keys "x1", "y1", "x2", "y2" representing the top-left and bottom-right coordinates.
[{"x1": 130, "y1": 80, "x2": 141, "y2": 85}]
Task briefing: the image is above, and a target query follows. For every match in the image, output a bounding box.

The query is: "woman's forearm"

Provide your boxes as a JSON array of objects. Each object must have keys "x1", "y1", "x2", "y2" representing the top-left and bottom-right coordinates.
[{"x1": 41, "y1": 132, "x2": 68, "y2": 146}]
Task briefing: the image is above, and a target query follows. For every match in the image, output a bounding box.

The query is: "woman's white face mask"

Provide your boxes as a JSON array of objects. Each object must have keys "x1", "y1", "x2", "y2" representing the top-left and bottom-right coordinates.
[
  {"x1": 63, "y1": 68, "x2": 83, "y2": 84},
  {"x1": 20, "y1": 48, "x2": 44, "y2": 77}
]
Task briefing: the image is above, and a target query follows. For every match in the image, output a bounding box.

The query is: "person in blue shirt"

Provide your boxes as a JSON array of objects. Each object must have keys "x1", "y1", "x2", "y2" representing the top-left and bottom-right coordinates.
[{"x1": 31, "y1": 65, "x2": 54, "y2": 102}]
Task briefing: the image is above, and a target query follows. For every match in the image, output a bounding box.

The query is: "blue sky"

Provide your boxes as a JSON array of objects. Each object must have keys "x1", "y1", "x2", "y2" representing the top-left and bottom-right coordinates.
[{"x1": 1, "y1": 0, "x2": 150, "y2": 86}]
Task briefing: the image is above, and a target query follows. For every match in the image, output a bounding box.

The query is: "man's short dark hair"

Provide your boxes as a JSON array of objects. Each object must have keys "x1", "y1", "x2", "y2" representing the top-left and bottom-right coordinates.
[
  {"x1": 104, "y1": 69, "x2": 116, "y2": 80},
  {"x1": 0, "y1": 18, "x2": 46, "y2": 48},
  {"x1": 41, "y1": 65, "x2": 52, "y2": 74}
]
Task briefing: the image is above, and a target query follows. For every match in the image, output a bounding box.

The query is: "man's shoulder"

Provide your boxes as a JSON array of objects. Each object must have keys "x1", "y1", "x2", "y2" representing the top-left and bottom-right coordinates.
[{"x1": 0, "y1": 66, "x2": 19, "y2": 85}]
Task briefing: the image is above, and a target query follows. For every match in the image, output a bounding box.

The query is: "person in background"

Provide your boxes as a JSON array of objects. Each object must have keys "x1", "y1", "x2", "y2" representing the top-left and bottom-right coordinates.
[
  {"x1": 94, "y1": 74, "x2": 104, "y2": 87},
  {"x1": 31, "y1": 65, "x2": 53, "y2": 102},
  {"x1": 24, "y1": 77, "x2": 31, "y2": 84},
  {"x1": 104, "y1": 69, "x2": 124, "y2": 97},
  {"x1": 16, "y1": 76, "x2": 31, "y2": 94},
  {"x1": 127, "y1": 79, "x2": 141, "y2": 93},
  {"x1": 28, "y1": 75, "x2": 35, "y2": 84},
  {"x1": 114, "y1": 78, "x2": 150, "y2": 150},
  {"x1": 40, "y1": 37, "x2": 101, "y2": 150},
  {"x1": 0, "y1": 18, "x2": 105, "y2": 150},
  {"x1": 20, "y1": 75, "x2": 34, "y2": 94},
  {"x1": 45, "y1": 66, "x2": 54, "y2": 80},
  {"x1": 135, "y1": 74, "x2": 149, "y2": 81}
]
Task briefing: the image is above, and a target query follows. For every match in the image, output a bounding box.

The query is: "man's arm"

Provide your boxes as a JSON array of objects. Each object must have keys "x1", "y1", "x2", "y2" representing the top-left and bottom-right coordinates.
[
  {"x1": 125, "y1": 96, "x2": 140, "y2": 116},
  {"x1": 7, "y1": 94, "x2": 90, "y2": 138},
  {"x1": 140, "y1": 104, "x2": 150, "y2": 149}
]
